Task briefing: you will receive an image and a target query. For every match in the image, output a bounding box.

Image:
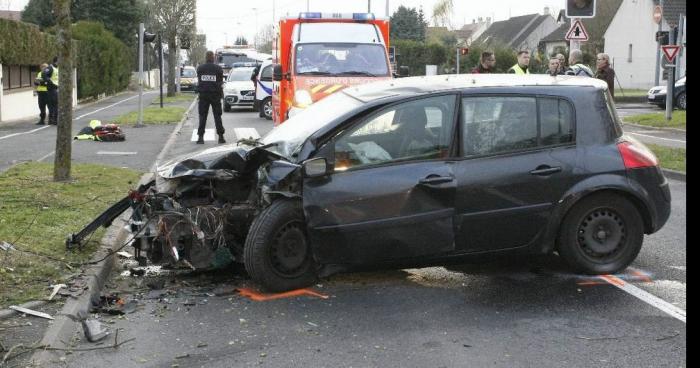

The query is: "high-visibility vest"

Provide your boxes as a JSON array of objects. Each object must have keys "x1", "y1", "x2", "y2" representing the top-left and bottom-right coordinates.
[
  {"x1": 36, "y1": 71, "x2": 47, "y2": 92},
  {"x1": 509, "y1": 64, "x2": 530, "y2": 74},
  {"x1": 50, "y1": 66, "x2": 59, "y2": 87}
]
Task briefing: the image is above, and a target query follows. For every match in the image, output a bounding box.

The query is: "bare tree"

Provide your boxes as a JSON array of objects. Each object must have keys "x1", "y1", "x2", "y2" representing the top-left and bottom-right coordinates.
[
  {"x1": 187, "y1": 33, "x2": 207, "y2": 67},
  {"x1": 148, "y1": 0, "x2": 196, "y2": 96},
  {"x1": 53, "y1": 0, "x2": 74, "y2": 181},
  {"x1": 255, "y1": 25, "x2": 275, "y2": 54},
  {"x1": 432, "y1": 0, "x2": 454, "y2": 28}
]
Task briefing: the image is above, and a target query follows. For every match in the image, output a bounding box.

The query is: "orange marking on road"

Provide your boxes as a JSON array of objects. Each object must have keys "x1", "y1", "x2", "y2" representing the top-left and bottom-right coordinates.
[
  {"x1": 599, "y1": 274, "x2": 626, "y2": 287},
  {"x1": 577, "y1": 281, "x2": 606, "y2": 286},
  {"x1": 236, "y1": 287, "x2": 329, "y2": 302},
  {"x1": 629, "y1": 268, "x2": 653, "y2": 283}
]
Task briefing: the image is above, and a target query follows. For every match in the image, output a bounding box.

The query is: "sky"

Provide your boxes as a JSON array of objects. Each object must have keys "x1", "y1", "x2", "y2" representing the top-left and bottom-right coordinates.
[{"x1": 3, "y1": 0, "x2": 562, "y2": 50}]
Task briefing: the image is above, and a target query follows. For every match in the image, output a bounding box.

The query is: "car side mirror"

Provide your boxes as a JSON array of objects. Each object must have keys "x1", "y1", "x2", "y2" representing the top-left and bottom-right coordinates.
[
  {"x1": 273, "y1": 64, "x2": 286, "y2": 81},
  {"x1": 302, "y1": 157, "x2": 330, "y2": 178}
]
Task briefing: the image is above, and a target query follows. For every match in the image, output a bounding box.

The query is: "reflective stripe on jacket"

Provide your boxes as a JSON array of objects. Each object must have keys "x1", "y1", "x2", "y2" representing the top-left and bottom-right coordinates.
[
  {"x1": 508, "y1": 64, "x2": 529, "y2": 74},
  {"x1": 36, "y1": 72, "x2": 47, "y2": 92}
]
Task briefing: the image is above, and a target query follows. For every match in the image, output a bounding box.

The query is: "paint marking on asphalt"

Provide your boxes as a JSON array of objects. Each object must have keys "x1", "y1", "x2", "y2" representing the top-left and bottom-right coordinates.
[
  {"x1": 233, "y1": 127, "x2": 261, "y2": 141},
  {"x1": 0, "y1": 125, "x2": 51, "y2": 141},
  {"x1": 599, "y1": 274, "x2": 686, "y2": 323},
  {"x1": 191, "y1": 129, "x2": 216, "y2": 141},
  {"x1": 37, "y1": 152, "x2": 54, "y2": 162},
  {"x1": 628, "y1": 132, "x2": 686, "y2": 144},
  {"x1": 73, "y1": 92, "x2": 155, "y2": 121},
  {"x1": 96, "y1": 151, "x2": 138, "y2": 155}
]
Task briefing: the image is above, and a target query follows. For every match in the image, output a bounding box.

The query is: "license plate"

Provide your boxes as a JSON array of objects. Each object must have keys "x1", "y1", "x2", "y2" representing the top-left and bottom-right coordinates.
[{"x1": 242, "y1": 96, "x2": 254, "y2": 101}]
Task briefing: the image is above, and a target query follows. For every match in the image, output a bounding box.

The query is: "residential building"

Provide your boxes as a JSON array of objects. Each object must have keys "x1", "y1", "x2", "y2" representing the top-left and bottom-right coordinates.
[
  {"x1": 473, "y1": 10, "x2": 558, "y2": 54},
  {"x1": 455, "y1": 17, "x2": 491, "y2": 46}
]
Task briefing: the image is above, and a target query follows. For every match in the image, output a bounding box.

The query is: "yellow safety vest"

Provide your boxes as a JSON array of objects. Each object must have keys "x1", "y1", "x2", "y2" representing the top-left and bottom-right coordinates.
[
  {"x1": 509, "y1": 64, "x2": 530, "y2": 75},
  {"x1": 36, "y1": 71, "x2": 47, "y2": 92},
  {"x1": 50, "y1": 66, "x2": 59, "y2": 87}
]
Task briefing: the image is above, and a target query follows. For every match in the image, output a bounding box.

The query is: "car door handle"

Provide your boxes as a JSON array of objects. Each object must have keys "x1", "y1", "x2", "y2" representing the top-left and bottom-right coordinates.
[
  {"x1": 419, "y1": 176, "x2": 454, "y2": 185},
  {"x1": 529, "y1": 166, "x2": 562, "y2": 176}
]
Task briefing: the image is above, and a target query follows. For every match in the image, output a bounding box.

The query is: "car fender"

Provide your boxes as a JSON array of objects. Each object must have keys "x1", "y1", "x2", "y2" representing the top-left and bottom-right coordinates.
[{"x1": 539, "y1": 173, "x2": 655, "y2": 253}]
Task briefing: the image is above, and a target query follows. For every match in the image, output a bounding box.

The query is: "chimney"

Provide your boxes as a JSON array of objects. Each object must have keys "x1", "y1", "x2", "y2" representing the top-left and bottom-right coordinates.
[{"x1": 544, "y1": 6, "x2": 550, "y2": 16}]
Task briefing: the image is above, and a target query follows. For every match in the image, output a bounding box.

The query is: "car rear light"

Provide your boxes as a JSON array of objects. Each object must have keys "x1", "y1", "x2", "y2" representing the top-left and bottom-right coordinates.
[{"x1": 617, "y1": 140, "x2": 659, "y2": 169}]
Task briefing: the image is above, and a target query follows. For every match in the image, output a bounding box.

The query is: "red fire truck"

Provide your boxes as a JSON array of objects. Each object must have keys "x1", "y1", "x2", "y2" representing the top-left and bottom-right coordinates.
[{"x1": 271, "y1": 12, "x2": 392, "y2": 125}]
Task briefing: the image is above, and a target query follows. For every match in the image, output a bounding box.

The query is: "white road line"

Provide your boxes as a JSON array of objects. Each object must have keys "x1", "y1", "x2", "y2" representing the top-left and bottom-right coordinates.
[
  {"x1": 600, "y1": 275, "x2": 686, "y2": 323},
  {"x1": 628, "y1": 132, "x2": 686, "y2": 144},
  {"x1": 96, "y1": 151, "x2": 138, "y2": 155},
  {"x1": 233, "y1": 127, "x2": 261, "y2": 140},
  {"x1": 0, "y1": 125, "x2": 51, "y2": 141},
  {"x1": 37, "y1": 151, "x2": 54, "y2": 162},
  {"x1": 191, "y1": 129, "x2": 216, "y2": 141}
]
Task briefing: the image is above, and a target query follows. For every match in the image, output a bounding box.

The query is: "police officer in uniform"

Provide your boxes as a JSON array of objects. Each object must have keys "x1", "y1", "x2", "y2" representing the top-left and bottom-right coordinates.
[
  {"x1": 34, "y1": 63, "x2": 49, "y2": 125},
  {"x1": 196, "y1": 51, "x2": 225, "y2": 144},
  {"x1": 42, "y1": 57, "x2": 59, "y2": 125}
]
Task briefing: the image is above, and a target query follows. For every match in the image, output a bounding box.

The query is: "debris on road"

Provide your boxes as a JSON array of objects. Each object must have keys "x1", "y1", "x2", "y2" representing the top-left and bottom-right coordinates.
[
  {"x1": 82, "y1": 319, "x2": 110, "y2": 342},
  {"x1": 117, "y1": 251, "x2": 134, "y2": 258},
  {"x1": 47, "y1": 284, "x2": 67, "y2": 301},
  {"x1": 8, "y1": 306, "x2": 54, "y2": 320},
  {"x1": 0, "y1": 241, "x2": 16, "y2": 251}
]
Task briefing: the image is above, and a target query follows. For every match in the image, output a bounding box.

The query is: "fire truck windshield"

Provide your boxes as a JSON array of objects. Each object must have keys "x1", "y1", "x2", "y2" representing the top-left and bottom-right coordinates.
[{"x1": 295, "y1": 43, "x2": 389, "y2": 76}]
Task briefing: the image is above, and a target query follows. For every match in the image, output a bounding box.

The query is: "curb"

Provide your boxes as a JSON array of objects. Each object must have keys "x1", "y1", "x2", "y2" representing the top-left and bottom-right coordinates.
[
  {"x1": 662, "y1": 168, "x2": 686, "y2": 182},
  {"x1": 622, "y1": 122, "x2": 686, "y2": 134},
  {"x1": 28, "y1": 98, "x2": 197, "y2": 366},
  {"x1": 0, "y1": 300, "x2": 48, "y2": 320}
]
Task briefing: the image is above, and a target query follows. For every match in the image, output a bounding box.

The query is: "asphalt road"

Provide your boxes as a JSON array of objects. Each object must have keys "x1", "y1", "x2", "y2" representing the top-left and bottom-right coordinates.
[
  {"x1": 52, "y1": 106, "x2": 686, "y2": 368},
  {"x1": 616, "y1": 103, "x2": 686, "y2": 149}
]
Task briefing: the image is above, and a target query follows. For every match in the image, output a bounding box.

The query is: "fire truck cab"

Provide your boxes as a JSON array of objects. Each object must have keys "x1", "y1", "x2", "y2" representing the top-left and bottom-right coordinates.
[{"x1": 272, "y1": 13, "x2": 391, "y2": 125}]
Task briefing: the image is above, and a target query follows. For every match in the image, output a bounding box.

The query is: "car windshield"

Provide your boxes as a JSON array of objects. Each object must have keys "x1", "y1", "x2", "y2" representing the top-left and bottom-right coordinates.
[
  {"x1": 294, "y1": 43, "x2": 389, "y2": 76},
  {"x1": 227, "y1": 68, "x2": 254, "y2": 82},
  {"x1": 262, "y1": 91, "x2": 363, "y2": 160},
  {"x1": 181, "y1": 68, "x2": 196, "y2": 78}
]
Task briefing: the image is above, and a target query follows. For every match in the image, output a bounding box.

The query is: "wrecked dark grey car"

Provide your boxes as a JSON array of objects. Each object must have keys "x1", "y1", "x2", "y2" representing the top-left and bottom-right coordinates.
[{"x1": 126, "y1": 75, "x2": 671, "y2": 292}]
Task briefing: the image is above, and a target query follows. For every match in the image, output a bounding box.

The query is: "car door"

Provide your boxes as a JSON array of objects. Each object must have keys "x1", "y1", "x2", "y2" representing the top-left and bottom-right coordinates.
[
  {"x1": 453, "y1": 95, "x2": 577, "y2": 253},
  {"x1": 303, "y1": 95, "x2": 459, "y2": 265}
]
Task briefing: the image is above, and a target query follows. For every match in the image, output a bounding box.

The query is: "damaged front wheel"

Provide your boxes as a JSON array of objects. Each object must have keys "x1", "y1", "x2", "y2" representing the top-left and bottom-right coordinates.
[{"x1": 244, "y1": 200, "x2": 317, "y2": 292}]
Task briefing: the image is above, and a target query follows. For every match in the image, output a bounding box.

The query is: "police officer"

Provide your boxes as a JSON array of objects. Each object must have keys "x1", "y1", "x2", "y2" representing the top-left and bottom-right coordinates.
[
  {"x1": 42, "y1": 56, "x2": 59, "y2": 125},
  {"x1": 196, "y1": 50, "x2": 225, "y2": 144},
  {"x1": 508, "y1": 50, "x2": 530, "y2": 74},
  {"x1": 34, "y1": 63, "x2": 49, "y2": 125}
]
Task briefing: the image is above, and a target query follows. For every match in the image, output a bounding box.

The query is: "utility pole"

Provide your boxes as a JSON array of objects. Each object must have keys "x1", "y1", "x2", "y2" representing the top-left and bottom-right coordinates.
[
  {"x1": 53, "y1": 0, "x2": 73, "y2": 181},
  {"x1": 368, "y1": 0, "x2": 371, "y2": 13},
  {"x1": 159, "y1": 35, "x2": 164, "y2": 108},
  {"x1": 136, "y1": 22, "x2": 145, "y2": 128},
  {"x1": 386, "y1": 0, "x2": 389, "y2": 17},
  {"x1": 456, "y1": 48, "x2": 460, "y2": 74},
  {"x1": 306, "y1": 0, "x2": 309, "y2": 11}
]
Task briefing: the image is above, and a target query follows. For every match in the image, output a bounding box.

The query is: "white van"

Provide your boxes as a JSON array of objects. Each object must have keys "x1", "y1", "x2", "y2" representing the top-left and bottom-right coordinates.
[{"x1": 254, "y1": 59, "x2": 274, "y2": 120}]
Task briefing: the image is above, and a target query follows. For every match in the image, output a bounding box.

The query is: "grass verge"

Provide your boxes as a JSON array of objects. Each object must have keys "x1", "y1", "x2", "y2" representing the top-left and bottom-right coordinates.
[
  {"x1": 647, "y1": 144, "x2": 686, "y2": 173},
  {"x1": 615, "y1": 89, "x2": 649, "y2": 97},
  {"x1": 623, "y1": 110, "x2": 686, "y2": 130},
  {"x1": 150, "y1": 92, "x2": 196, "y2": 105},
  {"x1": 0, "y1": 163, "x2": 142, "y2": 306},
  {"x1": 113, "y1": 106, "x2": 186, "y2": 125}
]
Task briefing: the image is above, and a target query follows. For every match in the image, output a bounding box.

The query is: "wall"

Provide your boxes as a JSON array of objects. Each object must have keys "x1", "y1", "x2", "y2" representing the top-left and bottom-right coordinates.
[
  {"x1": 131, "y1": 69, "x2": 162, "y2": 89},
  {"x1": 0, "y1": 64, "x2": 77, "y2": 123}
]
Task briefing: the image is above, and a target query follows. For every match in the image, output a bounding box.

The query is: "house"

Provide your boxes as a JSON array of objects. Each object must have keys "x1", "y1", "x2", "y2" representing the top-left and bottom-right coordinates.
[
  {"x1": 473, "y1": 10, "x2": 558, "y2": 54},
  {"x1": 455, "y1": 17, "x2": 491, "y2": 46},
  {"x1": 604, "y1": 0, "x2": 686, "y2": 89},
  {"x1": 540, "y1": 1, "x2": 623, "y2": 58},
  {"x1": 0, "y1": 10, "x2": 21, "y2": 21}
]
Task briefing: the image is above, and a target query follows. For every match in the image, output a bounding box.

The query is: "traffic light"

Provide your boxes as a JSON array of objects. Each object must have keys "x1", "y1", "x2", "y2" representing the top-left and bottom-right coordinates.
[
  {"x1": 656, "y1": 31, "x2": 669, "y2": 45},
  {"x1": 566, "y1": 0, "x2": 595, "y2": 18},
  {"x1": 143, "y1": 31, "x2": 156, "y2": 43},
  {"x1": 460, "y1": 48, "x2": 468, "y2": 56}
]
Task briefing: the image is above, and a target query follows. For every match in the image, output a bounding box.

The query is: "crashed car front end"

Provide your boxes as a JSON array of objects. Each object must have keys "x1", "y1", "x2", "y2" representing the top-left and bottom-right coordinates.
[{"x1": 128, "y1": 143, "x2": 301, "y2": 271}]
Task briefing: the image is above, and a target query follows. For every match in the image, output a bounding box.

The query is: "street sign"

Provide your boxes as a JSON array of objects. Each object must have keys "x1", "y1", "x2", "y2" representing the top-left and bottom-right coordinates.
[
  {"x1": 653, "y1": 5, "x2": 663, "y2": 24},
  {"x1": 661, "y1": 45, "x2": 681, "y2": 63},
  {"x1": 565, "y1": 20, "x2": 589, "y2": 41}
]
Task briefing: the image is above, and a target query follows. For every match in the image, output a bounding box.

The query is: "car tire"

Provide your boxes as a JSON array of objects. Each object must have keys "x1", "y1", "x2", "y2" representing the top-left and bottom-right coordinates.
[
  {"x1": 262, "y1": 98, "x2": 273, "y2": 120},
  {"x1": 244, "y1": 200, "x2": 317, "y2": 292},
  {"x1": 557, "y1": 193, "x2": 644, "y2": 275},
  {"x1": 224, "y1": 103, "x2": 231, "y2": 112},
  {"x1": 676, "y1": 91, "x2": 686, "y2": 110}
]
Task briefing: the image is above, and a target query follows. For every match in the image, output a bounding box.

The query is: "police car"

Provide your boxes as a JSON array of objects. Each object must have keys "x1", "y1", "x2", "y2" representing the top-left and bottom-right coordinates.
[
  {"x1": 223, "y1": 67, "x2": 256, "y2": 112},
  {"x1": 254, "y1": 60, "x2": 274, "y2": 120}
]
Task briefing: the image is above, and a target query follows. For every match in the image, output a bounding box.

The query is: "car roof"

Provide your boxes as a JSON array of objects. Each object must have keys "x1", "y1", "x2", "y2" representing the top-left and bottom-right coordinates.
[{"x1": 342, "y1": 74, "x2": 609, "y2": 103}]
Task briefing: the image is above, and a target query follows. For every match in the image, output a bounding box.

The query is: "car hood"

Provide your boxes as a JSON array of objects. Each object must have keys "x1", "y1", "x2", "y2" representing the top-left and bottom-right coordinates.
[{"x1": 225, "y1": 81, "x2": 255, "y2": 90}]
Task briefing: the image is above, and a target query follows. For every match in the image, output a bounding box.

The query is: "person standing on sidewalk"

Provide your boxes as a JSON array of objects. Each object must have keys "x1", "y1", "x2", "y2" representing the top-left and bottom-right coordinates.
[
  {"x1": 547, "y1": 58, "x2": 561, "y2": 76},
  {"x1": 565, "y1": 50, "x2": 593, "y2": 77},
  {"x1": 42, "y1": 57, "x2": 59, "y2": 125},
  {"x1": 595, "y1": 53, "x2": 616, "y2": 97},
  {"x1": 196, "y1": 51, "x2": 225, "y2": 144},
  {"x1": 471, "y1": 51, "x2": 496, "y2": 73},
  {"x1": 556, "y1": 53, "x2": 567, "y2": 75},
  {"x1": 34, "y1": 63, "x2": 49, "y2": 125},
  {"x1": 507, "y1": 50, "x2": 530, "y2": 74}
]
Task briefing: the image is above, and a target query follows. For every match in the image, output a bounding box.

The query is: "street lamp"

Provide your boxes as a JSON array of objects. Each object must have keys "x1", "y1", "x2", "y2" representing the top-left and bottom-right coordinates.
[{"x1": 253, "y1": 7, "x2": 258, "y2": 49}]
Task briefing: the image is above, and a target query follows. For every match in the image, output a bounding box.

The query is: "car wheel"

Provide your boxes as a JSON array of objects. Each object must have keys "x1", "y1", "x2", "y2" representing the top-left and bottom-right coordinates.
[
  {"x1": 557, "y1": 193, "x2": 644, "y2": 275},
  {"x1": 224, "y1": 103, "x2": 231, "y2": 112},
  {"x1": 244, "y1": 200, "x2": 317, "y2": 292},
  {"x1": 676, "y1": 92, "x2": 686, "y2": 110},
  {"x1": 262, "y1": 98, "x2": 273, "y2": 120}
]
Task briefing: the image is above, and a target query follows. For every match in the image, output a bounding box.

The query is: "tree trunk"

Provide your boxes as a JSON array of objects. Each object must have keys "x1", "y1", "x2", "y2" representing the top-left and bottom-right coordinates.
[
  {"x1": 167, "y1": 36, "x2": 177, "y2": 97},
  {"x1": 53, "y1": 0, "x2": 73, "y2": 182}
]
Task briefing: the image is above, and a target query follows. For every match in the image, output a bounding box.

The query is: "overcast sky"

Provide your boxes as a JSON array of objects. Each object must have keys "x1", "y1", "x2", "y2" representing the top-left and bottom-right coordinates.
[{"x1": 4, "y1": 0, "x2": 562, "y2": 50}]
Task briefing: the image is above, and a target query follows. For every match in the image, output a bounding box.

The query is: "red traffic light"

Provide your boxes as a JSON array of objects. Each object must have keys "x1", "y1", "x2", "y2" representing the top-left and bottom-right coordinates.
[{"x1": 460, "y1": 48, "x2": 468, "y2": 55}]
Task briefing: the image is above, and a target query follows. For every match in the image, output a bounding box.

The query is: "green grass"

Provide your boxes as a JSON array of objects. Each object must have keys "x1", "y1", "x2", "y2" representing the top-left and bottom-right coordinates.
[
  {"x1": 0, "y1": 163, "x2": 142, "y2": 306},
  {"x1": 647, "y1": 144, "x2": 686, "y2": 172},
  {"x1": 114, "y1": 106, "x2": 186, "y2": 125},
  {"x1": 623, "y1": 110, "x2": 686, "y2": 130},
  {"x1": 615, "y1": 89, "x2": 649, "y2": 97},
  {"x1": 149, "y1": 93, "x2": 196, "y2": 105}
]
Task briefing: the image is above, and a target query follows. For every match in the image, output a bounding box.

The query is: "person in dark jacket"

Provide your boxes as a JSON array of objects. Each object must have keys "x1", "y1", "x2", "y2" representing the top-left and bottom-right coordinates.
[
  {"x1": 42, "y1": 57, "x2": 59, "y2": 125},
  {"x1": 595, "y1": 53, "x2": 616, "y2": 97},
  {"x1": 471, "y1": 51, "x2": 496, "y2": 73},
  {"x1": 547, "y1": 58, "x2": 561, "y2": 76},
  {"x1": 34, "y1": 63, "x2": 49, "y2": 125},
  {"x1": 196, "y1": 51, "x2": 225, "y2": 144}
]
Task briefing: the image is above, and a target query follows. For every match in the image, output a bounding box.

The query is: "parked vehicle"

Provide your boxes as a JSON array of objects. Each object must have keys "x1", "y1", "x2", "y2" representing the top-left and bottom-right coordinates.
[
  {"x1": 254, "y1": 60, "x2": 274, "y2": 120},
  {"x1": 127, "y1": 75, "x2": 671, "y2": 292},
  {"x1": 647, "y1": 75, "x2": 686, "y2": 110},
  {"x1": 223, "y1": 67, "x2": 256, "y2": 112},
  {"x1": 216, "y1": 46, "x2": 271, "y2": 77},
  {"x1": 272, "y1": 12, "x2": 392, "y2": 125},
  {"x1": 180, "y1": 66, "x2": 197, "y2": 91}
]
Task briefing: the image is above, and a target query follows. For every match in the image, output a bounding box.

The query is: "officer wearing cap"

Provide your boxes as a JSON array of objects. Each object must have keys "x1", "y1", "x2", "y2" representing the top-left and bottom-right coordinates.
[{"x1": 196, "y1": 50, "x2": 225, "y2": 144}]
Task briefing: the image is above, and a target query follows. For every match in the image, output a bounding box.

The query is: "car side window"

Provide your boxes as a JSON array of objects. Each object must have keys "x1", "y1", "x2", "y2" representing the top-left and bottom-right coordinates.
[
  {"x1": 334, "y1": 95, "x2": 456, "y2": 171},
  {"x1": 539, "y1": 98, "x2": 574, "y2": 145},
  {"x1": 261, "y1": 66, "x2": 273, "y2": 82},
  {"x1": 462, "y1": 96, "x2": 538, "y2": 156}
]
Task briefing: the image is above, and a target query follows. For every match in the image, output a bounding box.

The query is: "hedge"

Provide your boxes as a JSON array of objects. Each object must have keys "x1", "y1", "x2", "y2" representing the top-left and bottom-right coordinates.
[
  {"x1": 393, "y1": 39, "x2": 449, "y2": 76},
  {"x1": 0, "y1": 18, "x2": 58, "y2": 65}
]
